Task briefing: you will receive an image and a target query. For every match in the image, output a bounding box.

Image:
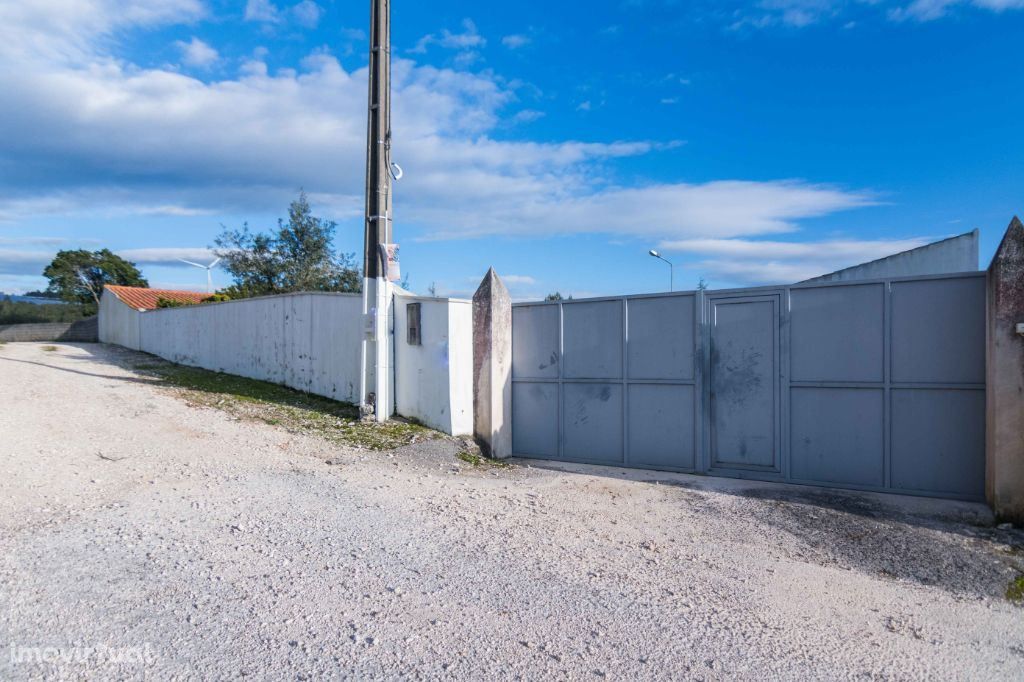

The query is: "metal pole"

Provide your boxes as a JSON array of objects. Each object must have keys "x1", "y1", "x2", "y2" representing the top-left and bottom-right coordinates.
[
  {"x1": 363, "y1": 0, "x2": 392, "y2": 278},
  {"x1": 648, "y1": 250, "x2": 674, "y2": 292},
  {"x1": 360, "y1": 0, "x2": 393, "y2": 421}
]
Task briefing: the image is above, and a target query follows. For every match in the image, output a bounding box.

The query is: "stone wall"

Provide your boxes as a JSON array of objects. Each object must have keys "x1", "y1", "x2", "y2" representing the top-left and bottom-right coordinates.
[{"x1": 0, "y1": 317, "x2": 98, "y2": 342}]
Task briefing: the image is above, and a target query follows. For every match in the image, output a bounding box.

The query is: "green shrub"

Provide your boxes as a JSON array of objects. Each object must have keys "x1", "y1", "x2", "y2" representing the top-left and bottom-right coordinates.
[
  {"x1": 0, "y1": 297, "x2": 87, "y2": 325},
  {"x1": 156, "y1": 297, "x2": 190, "y2": 309}
]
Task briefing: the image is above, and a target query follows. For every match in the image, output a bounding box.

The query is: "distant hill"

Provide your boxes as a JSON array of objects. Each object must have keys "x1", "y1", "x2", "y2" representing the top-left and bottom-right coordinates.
[
  {"x1": 0, "y1": 293, "x2": 65, "y2": 305},
  {"x1": 0, "y1": 296, "x2": 87, "y2": 325}
]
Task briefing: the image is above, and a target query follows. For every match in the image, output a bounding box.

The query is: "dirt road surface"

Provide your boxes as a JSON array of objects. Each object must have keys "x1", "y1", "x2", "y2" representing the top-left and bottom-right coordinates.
[{"x1": 1, "y1": 342, "x2": 1022, "y2": 679}]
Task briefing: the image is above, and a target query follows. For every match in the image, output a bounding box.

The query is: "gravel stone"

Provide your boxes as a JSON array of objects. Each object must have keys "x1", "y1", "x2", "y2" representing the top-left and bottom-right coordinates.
[{"x1": 1, "y1": 342, "x2": 1022, "y2": 680}]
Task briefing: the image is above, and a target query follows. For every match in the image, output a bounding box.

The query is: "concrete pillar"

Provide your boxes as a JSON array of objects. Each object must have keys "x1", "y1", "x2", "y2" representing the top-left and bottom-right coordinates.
[
  {"x1": 986, "y1": 216, "x2": 1024, "y2": 522},
  {"x1": 473, "y1": 268, "x2": 512, "y2": 458}
]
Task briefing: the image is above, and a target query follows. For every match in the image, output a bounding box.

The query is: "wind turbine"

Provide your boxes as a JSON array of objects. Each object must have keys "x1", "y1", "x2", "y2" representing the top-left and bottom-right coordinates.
[{"x1": 178, "y1": 257, "x2": 222, "y2": 294}]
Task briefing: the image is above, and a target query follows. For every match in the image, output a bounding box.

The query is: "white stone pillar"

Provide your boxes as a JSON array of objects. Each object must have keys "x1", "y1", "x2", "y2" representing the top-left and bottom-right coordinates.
[
  {"x1": 987, "y1": 216, "x2": 1024, "y2": 522},
  {"x1": 473, "y1": 268, "x2": 512, "y2": 458}
]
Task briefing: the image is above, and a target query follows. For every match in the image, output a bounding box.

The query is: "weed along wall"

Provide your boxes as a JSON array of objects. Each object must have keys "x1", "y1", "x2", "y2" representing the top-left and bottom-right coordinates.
[
  {"x1": 393, "y1": 294, "x2": 474, "y2": 436},
  {"x1": 101, "y1": 291, "x2": 365, "y2": 404}
]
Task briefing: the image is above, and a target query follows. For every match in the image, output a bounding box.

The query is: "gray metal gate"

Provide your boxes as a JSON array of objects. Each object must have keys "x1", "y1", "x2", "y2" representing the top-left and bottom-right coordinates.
[{"x1": 511, "y1": 272, "x2": 986, "y2": 500}]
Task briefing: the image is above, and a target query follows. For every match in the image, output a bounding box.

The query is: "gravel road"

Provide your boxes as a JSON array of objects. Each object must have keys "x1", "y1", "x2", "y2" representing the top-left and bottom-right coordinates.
[{"x1": 1, "y1": 342, "x2": 1022, "y2": 680}]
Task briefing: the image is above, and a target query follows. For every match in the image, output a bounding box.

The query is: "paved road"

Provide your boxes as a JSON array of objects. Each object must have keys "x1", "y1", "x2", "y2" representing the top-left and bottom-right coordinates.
[{"x1": 1, "y1": 342, "x2": 1022, "y2": 679}]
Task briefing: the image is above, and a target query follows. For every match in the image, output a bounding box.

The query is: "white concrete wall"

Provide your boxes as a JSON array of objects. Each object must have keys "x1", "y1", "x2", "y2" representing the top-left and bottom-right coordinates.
[
  {"x1": 135, "y1": 292, "x2": 364, "y2": 404},
  {"x1": 95, "y1": 291, "x2": 361, "y2": 405},
  {"x1": 802, "y1": 230, "x2": 979, "y2": 283},
  {"x1": 394, "y1": 294, "x2": 474, "y2": 435},
  {"x1": 98, "y1": 291, "x2": 141, "y2": 350},
  {"x1": 99, "y1": 289, "x2": 473, "y2": 435}
]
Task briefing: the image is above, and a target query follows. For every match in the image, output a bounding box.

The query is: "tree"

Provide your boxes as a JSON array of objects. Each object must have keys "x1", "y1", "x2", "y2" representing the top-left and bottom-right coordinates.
[
  {"x1": 24, "y1": 290, "x2": 60, "y2": 299},
  {"x1": 545, "y1": 292, "x2": 573, "y2": 301},
  {"x1": 214, "y1": 192, "x2": 360, "y2": 299},
  {"x1": 43, "y1": 249, "x2": 148, "y2": 313}
]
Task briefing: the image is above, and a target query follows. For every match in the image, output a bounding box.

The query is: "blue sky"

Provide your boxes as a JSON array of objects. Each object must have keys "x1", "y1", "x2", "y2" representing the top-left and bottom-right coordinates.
[{"x1": 0, "y1": 0, "x2": 1021, "y2": 299}]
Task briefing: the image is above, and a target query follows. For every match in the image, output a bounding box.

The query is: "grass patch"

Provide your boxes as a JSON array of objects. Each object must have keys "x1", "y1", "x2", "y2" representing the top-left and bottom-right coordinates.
[
  {"x1": 41, "y1": 345, "x2": 58, "y2": 352},
  {"x1": 1007, "y1": 575, "x2": 1024, "y2": 604},
  {"x1": 131, "y1": 358, "x2": 435, "y2": 451},
  {"x1": 457, "y1": 450, "x2": 510, "y2": 468},
  {"x1": 457, "y1": 451, "x2": 484, "y2": 466}
]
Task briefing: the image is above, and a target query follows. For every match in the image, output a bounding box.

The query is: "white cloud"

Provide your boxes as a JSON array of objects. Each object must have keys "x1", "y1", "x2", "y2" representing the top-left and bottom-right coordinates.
[
  {"x1": 176, "y1": 37, "x2": 219, "y2": 68},
  {"x1": 890, "y1": 0, "x2": 1024, "y2": 19},
  {"x1": 730, "y1": 0, "x2": 1024, "y2": 28},
  {"x1": 659, "y1": 237, "x2": 928, "y2": 259},
  {"x1": 0, "y1": 248, "x2": 55, "y2": 275},
  {"x1": 659, "y1": 236, "x2": 935, "y2": 285},
  {"x1": 0, "y1": 0, "x2": 879, "y2": 279},
  {"x1": 244, "y1": 0, "x2": 280, "y2": 23},
  {"x1": 340, "y1": 27, "x2": 366, "y2": 41},
  {"x1": 412, "y1": 18, "x2": 486, "y2": 54},
  {"x1": 0, "y1": 274, "x2": 52, "y2": 295},
  {"x1": 116, "y1": 247, "x2": 218, "y2": 266},
  {"x1": 0, "y1": 236, "x2": 82, "y2": 247},
  {"x1": 511, "y1": 109, "x2": 545, "y2": 124},
  {"x1": 501, "y1": 34, "x2": 531, "y2": 49},
  {"x1": 291, "y1": 0, "x2": 322, "y2": 28},
  {"x1": 0, "y1": 0, "x2": 205, "y2": 61}
]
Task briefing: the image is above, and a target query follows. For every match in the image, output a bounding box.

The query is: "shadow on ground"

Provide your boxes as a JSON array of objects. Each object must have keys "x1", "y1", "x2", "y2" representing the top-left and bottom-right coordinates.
[
  {"x1": 1, "y1": 343, "x2": 435, "y2": 451},
  {"x1": 521, "y1": 458, "x2": 1024, "y2": 600}
]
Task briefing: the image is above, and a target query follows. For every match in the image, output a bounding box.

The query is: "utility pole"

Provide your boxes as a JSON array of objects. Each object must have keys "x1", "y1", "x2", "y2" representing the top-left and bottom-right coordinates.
[{"x1": 360, "y1": 0, "x2": 393, "y2": 422}]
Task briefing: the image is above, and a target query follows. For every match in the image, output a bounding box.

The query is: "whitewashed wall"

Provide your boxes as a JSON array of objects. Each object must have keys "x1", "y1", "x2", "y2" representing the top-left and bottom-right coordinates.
[
  {"x1": 98, "y1": 291, "x2": 141, "y2": 350},
  {"x1": 134, "y1": 292, "x2": 364, "y2": 404},
  {"x1": 100, "y1": 289, "x2": 474, "y2": 435},
  {"x1": 393, "y1": 294, "x2": 474, "y2": 435}
]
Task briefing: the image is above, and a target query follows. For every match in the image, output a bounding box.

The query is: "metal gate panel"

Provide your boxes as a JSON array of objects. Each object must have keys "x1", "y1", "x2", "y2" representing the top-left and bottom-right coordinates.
[
  {"x1": 512, "y1": 382, "x2": 559, "y2": 458},
  {"x1": 512, "y1": 305, "x2": 559, "y2": 380},
  {"x1": 627, "y1": 296, "x2": 695, "y2": 380},
  {"x1": 628, "y1": 384, "x2": 696, "y2": 469},
  {"x1": 891, "y1": 388, "x2": 985, "y2": 497},
  {"x1": 790, "y1": 283, "x2": 884, "y2": 383},
  {"x1": 511, "y1": 304, "x2": 560, "y2": 459},
  {"x1": 707, "y1": 294, "x2": 781, "y2": 473},
  {"x1": 888, "y1": 276, "x2": 986, "y2": 499},
  {"x1": 891, "y1": 277, "x2": 986, "y2": 384},
  {"x1": 788, "y1": 283, "x2": 887, "y2": 489},
  {"x1": 625, "y1": 294, "x2": 698, "y2": 470},
  {"x1": 563, "y1": 383, "x2": 624, "y2": 463},
  {"x1": 790, "y1": 387, "x2": 885, "y2": 487},
  {"x1": 511, "y1": 272, "x2": 986, "y2": 501},
  {"x1": 562, "y1": 300, "x2": 622, "y2": 379}
]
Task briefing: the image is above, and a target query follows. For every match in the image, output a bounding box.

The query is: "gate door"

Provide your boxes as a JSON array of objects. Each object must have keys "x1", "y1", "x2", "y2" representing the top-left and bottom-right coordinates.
[{"x1": 707, "y1": 293, "x2": 782, "y2": 476}]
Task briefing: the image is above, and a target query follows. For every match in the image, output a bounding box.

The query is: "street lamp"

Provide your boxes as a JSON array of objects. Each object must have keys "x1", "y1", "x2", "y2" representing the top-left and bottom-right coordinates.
[{"x1": 648, "y1": 249, "x2": 674, "y2": 292}]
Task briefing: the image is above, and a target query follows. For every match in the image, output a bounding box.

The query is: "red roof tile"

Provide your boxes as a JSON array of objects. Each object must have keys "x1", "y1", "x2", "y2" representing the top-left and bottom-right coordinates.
[{"x1": 105, "y1": 285, "x2": 208, "y2": 311}]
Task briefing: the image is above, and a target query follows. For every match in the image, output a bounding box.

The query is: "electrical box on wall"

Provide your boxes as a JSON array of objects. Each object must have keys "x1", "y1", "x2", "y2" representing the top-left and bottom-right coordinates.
[
  {"x1": 407, "y1": 303, "x2": 421, "y2": 345},
  {"x1": 364, "y1": 309, "x2": 376, "y2": 338}
]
